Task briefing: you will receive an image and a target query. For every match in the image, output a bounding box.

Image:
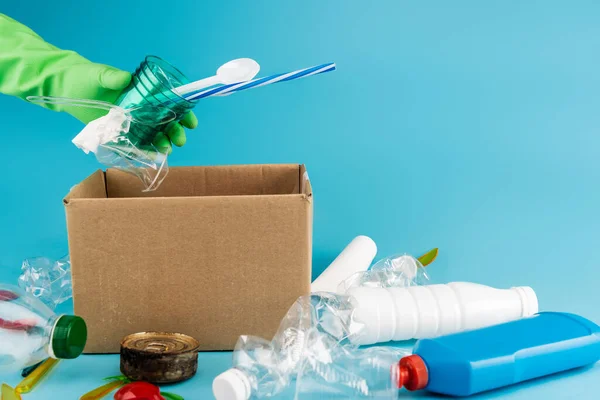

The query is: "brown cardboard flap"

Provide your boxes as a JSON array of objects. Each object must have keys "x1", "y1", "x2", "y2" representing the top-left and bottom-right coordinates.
[
  {"x1": 64, "y1": 170, "x2": 107, "y2": 204},
  {"x1": 106, "y1": 165, "x2": 303, "y2": 198},
  {"x1": 300, "y1": 164, "x2": 313, "y2": 199}
]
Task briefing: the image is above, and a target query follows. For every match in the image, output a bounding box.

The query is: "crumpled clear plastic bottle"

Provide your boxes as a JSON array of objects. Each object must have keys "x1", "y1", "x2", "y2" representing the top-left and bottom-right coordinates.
[
  {"x1": 213, "y1": 254, "x2": 429, "y2": 400},
  {"x1": 213, "y1": 293, "x2": 361, "y2": 400},
  {"x1": 18, "y1": 256, "x2": 72, "y2": 310},
  {"x1": 294, "y1": 333, "x2": 409, "y2": 399},
  {"x1": 338, "y1": 254, "x2": 430, "y2": 292}
]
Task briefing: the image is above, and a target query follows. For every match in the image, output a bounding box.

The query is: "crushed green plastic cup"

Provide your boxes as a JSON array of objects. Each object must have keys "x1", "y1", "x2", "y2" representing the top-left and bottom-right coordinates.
[
  {"x1": 51, "y1": 315, "x2": 87, "y2": 359},
  {"x1": 117, "y1": 56, "x2": 197, "y2": 147}
]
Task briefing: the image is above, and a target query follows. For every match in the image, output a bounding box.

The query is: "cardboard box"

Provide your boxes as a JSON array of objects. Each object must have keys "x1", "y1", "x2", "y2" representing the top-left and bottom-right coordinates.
[{"x1": 64, "y1": 164, "x2": 312, "y2": 353}]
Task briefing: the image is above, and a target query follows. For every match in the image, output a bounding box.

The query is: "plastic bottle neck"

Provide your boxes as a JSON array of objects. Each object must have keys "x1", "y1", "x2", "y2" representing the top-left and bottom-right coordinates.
[
  {"x1": 393, "y1": 355, "x2": 428, "y2": 391},
  {"x1": 46, "y1": 315, "x2": 61, "y2": 359},
  {"x1": 511, "y1": 286, "x2": 538, "y2": 317}
]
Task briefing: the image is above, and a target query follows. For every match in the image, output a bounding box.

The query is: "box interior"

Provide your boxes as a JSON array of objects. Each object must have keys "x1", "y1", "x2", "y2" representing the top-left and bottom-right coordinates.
[{"x1": 66, "y1": 164, "x2": 311, "y2": 200}]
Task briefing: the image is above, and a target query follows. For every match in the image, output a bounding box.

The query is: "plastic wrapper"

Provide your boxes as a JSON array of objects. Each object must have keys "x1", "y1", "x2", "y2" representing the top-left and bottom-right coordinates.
[
  {"x1": 18, "y1": 255, "x2": 72, "y2": 310},
  {"x1": 26, "y1": 96, "x2": 174, "y2": 192},
  {"x1": 338, "y1": 254, "x2": 430, "y2": 293}
]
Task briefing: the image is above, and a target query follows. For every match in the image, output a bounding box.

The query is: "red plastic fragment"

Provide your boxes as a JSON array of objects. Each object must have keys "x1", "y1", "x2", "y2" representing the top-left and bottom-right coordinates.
[
  {"x1": 0, "y1": 290, "x2": 18, "y2": 301},
  {"x1": 0, "y1": 318, "x2": 38, "y2": 332}
]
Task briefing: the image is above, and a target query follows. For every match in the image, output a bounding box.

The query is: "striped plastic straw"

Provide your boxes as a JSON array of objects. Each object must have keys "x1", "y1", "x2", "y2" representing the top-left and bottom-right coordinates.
[{"x1": 184, "y1": 62, "x2": 336, "y2": 101}]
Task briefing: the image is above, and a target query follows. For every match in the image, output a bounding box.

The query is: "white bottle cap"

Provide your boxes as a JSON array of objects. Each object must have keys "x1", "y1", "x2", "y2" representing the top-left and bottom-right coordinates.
[
  {"x1": 512, "y1": 286, "x2": 538, "y2": 317},
  {"x1": 311, "y1": 235, "x2": 377, "y2": 293},
  {"x1": 213, "y1": 368, "x2": 252, "y2": 400}
]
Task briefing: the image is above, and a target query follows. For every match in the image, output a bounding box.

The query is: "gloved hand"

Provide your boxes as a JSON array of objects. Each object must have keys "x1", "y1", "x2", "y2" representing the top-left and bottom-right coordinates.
[
  {"x1": 0, "y1": 13, "x2": 197, "y2": 152},
  {"x1": 49, "y1": 62, "x2": 198, "y2": 153}
]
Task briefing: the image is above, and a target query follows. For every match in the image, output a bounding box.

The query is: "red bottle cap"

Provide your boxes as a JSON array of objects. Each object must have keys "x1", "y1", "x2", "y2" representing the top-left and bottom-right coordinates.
[{"x1": 395, "y1": 355, "x2": 428, "y2": 391}]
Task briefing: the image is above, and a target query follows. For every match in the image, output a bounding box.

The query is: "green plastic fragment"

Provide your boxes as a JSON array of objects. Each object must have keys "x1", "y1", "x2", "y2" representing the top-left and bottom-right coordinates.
[{"x1": 417, "y1": 248, "x2": 439, "y2": 267}]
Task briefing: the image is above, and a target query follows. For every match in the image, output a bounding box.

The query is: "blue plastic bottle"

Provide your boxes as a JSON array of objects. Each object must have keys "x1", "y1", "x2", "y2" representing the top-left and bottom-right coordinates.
[{"x1": 396, "y1": 312, "x2": 600, "y2": 396}]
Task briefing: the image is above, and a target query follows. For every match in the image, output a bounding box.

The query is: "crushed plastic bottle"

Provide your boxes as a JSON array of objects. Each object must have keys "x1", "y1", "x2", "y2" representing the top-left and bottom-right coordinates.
[
  {"x1": 338, "y1": 254, "x2": 430, "y2": 293},
  {"x1": 18, "y1": 256, "x2": 72, "y2": 310},
  {"x1": 213, "y1": 254, "x2": 429, "y2": 400},
  {"x1": 213, "y1": 293, "x2": 360, "y2": 400},
  {"x1": 0, "y1": 284, "x2": 87, "y2": 372},
  {"x1": 295, "y1": 333, "x2": 409, "y2": 399}
]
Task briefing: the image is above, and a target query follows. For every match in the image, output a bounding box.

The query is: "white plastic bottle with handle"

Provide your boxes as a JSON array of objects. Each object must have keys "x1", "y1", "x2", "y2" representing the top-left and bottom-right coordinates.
[{"x1": 348, "y1": 282, "x2": 538, "y2": 345}]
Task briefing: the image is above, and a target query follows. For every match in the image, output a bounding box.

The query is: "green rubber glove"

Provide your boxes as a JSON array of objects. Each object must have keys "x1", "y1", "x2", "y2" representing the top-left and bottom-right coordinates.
[{"x1": 0, "y1": 14, "x2": 197, "y2": 151}]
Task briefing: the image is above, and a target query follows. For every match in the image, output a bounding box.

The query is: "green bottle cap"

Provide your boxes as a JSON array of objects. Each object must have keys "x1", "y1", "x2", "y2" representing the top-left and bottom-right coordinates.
[{"x1": 51, "y1": 315, "x2": 87, "y2": 359}]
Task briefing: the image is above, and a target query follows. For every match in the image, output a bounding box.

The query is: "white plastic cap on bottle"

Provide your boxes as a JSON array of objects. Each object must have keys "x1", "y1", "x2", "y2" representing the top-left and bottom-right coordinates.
[
  {"x1": 213, "y1": 368, "x2": 252, "y2": 400},
  {"x1": 311, "y1": 235, "x2": 377, "y2": 293},
  {"x1": 348, "y1": 282, "x2": 539, "y2": 345}
]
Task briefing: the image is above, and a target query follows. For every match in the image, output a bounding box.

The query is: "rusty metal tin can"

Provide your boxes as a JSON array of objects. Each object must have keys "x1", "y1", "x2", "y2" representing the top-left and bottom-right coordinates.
[{"x1": 120, "y1": 332, "x2": 200, "y2": 384}]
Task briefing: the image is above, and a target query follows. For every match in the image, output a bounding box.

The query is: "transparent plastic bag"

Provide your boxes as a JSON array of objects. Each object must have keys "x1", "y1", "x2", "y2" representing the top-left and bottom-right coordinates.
[
  {"x1": 338, "y1": 254, "x2": 431, "y2": 293},
  {"x1": 18, "y1": 255, "x2": 72, "y2": 310},
  {"x1": 26, "y1": 96, "x2": 175, "y2": 192}
]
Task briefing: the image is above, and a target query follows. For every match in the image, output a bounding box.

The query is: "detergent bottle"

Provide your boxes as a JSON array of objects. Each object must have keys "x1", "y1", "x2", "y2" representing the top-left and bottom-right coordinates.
[{"x1": 396, "y1": 312, "x2": 600, "y2": 396}]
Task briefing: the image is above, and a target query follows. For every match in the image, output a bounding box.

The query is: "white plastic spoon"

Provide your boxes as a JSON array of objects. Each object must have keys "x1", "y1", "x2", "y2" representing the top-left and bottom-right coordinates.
[{"x1": 173, "y1": 58, "x2": 260, "y2": 96}]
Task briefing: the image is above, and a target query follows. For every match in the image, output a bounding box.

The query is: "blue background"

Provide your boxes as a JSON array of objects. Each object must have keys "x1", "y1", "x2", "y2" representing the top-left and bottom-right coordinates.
[{"x1": 1, "y1": 1, "x2": 599, "y2": 398}]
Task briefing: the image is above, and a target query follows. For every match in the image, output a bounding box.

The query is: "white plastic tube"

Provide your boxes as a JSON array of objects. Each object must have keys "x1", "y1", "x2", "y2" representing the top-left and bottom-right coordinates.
[
  {"x1": 348, "y1": 282, "x2": 538, "y2": 345},
  {"x1": 311, "y1": 236, "x2": 377, "y2": 293}
]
